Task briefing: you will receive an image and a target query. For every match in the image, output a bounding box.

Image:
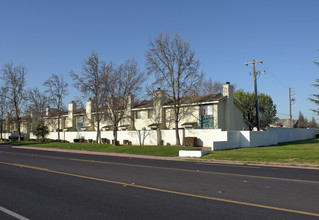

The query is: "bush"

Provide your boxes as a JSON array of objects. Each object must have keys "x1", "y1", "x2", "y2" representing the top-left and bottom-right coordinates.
[
  {"x1": 101, "y1": 138, "x2": 108, "y2": 144},
  {"x1": 31, "y1": 117, "x2": 49, "y2": 140},
  {"x1": 184, "y1": 137, "x2": 197, "y2": 147},
  {"x1": 73, "y1": 139, "x2": 79, "y2": 143},
  {"x1": 112, "y1": 140, "x2": 119, "y2": 145}
]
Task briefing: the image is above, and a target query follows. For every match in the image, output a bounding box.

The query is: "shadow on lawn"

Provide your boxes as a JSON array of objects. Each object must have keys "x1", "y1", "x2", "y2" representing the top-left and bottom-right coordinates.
[{"x1": 0, "y1": 141, "x2": 47, "y2": 146}]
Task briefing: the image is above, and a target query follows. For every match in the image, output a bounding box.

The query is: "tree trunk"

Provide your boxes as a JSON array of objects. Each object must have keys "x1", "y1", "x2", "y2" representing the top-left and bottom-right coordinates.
[
  {"x1": 175, "y1": 106, "x2": 181, "y2": 145},
  {"x1": 96, "y1": 121, "x2": 101, "y2": 144},
  {"x1": 0, "y1": 119, "x2": 3, "y2": 140},
  {"x1": 175, "y1": 120, "x2": 180, "y2": 145},
  {"x1": 57, "y1": 114, "x2": 60, "y2": 141},
  {"x1": 17, "y1": 119, "x2": 22, "y2": 141},
  {"x1": 113, "y1": 125, "x2": 118, "y2": 146}
]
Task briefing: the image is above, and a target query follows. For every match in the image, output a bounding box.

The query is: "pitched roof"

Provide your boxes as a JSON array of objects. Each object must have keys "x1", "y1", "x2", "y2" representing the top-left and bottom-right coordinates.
[
  {"x1": 175, "y1": 93, "x2": 225, "y2": 105},
  {"x1": 133, "y1": 100, "x2": 153, "y2": 109},
  {"x1": 133, "y1": 93, "x2": 225, "y2": 109}
]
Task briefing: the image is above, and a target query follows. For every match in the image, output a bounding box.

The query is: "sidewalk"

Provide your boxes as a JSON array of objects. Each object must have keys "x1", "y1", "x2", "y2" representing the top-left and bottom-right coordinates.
[{"x1": 11, "y1": 145, "x2": 319, "y2": 170}]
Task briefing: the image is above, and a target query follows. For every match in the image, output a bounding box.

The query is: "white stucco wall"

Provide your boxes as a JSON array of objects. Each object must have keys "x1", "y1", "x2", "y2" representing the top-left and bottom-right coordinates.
[
  {"x1": 211, "y1": 127, "x2": 317, "y2": 151},
  {"x1": 4, "y1": 127, "x2": 317, "y2": 151}
]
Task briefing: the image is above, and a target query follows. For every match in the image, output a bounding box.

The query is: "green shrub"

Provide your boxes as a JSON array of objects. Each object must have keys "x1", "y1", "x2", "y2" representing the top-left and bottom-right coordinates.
[{"x1": 31, "y1": 117, "x2": 49, "y2": 140}]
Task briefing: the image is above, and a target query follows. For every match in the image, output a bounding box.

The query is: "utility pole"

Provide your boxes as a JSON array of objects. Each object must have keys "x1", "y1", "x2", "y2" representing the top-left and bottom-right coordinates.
[
  {"x1": 245, "y1": 59, "x2": 264, "y2": 131},
  {"x1": 289, "y1": 87, "x2": 295, "y2": 128}
]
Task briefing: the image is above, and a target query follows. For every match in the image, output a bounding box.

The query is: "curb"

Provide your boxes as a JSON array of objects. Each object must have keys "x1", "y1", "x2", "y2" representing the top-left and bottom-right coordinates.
[
  {"x1": 198, "y1": 160, "x2": 319, "y2": 170},
  {"x1": 11, "y1": 146, "x2": 177, "y2": 161},
  {"x1": 10, "y1": 146, "x2": 319, "y2": 170}
]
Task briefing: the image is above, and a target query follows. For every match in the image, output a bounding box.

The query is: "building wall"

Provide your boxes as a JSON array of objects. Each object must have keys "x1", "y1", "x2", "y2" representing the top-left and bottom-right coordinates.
[
  {"x1": 217, "y1": 101, "x2": 226, "y2": 130},
  {"x1": 164, "y1": 106, "x2": 200, "y2": 129},
  {"x1": 133, "y1": 109, "x2": 154, "y2": 130},
  {"x1": 233, "y1": 103, "x2": 249, "y2": 130}
]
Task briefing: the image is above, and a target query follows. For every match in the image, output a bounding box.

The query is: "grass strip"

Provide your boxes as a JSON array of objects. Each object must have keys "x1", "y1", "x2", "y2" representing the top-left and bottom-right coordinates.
[
  {"x1": 0, "y1": 141, "x2": 198, "y2": 157},
  {"x1": 203, "y1": 139, "x2": 319, "y2": 165}
]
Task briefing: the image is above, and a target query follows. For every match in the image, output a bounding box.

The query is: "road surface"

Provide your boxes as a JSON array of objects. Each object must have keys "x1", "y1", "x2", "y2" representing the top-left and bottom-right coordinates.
[{"x1": 0, "y1": 145, "x2": 318, "y2": 219}]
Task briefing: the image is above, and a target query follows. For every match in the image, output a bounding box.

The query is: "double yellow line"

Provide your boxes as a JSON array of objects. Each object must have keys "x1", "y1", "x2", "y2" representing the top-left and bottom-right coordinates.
[
  {"x1": 2, "y1": 151, "x2": 319, "y2": 184},
  {"x1": 0, "y1": 160, "x2": 319, "y2": 217}
]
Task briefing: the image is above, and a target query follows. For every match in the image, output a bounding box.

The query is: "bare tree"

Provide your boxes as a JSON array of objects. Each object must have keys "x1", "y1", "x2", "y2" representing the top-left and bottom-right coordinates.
[
  {"x1": 70, "y1": 51, "x2": 112, "y2": 143},
  {"x1": 27, "y1": 87, "x2": 50, "y2": 118},
  {"x1": 43, "y1": 74, "x2": 69, "y2": 141},
  {"x1": 105, "y1": 58, "x2": 145, "y2": 146},
  {"x1": 1, "y1": 62, "x2": 27, "y2": 140},
  {"x1": 202, "y1": 78, "x2": 223, "y2": 94},
  {"x1": 200, "y1": 77, "x2": 237, "y2": 95},
  {"x1": 145, "y1": 32, "x2": 202, "y2": 145},
  {"x1": 0, "y1": 86, "x2": 8, "y2": 139}
]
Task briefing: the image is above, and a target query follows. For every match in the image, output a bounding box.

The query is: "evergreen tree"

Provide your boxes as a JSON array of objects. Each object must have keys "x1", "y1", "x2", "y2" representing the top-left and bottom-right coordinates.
[
  {"x1": 309, "y1": 60, "x2": 319, "y2": 114},
  {"x1": 297, "y1": 111, "x2": 308, "y2": 128},
  {"x1": 31, "y1": 117, "x2": 49, "y2": 140},
  {"x1": 308, "y1": 116, "x2": 318, "y2": 128}
]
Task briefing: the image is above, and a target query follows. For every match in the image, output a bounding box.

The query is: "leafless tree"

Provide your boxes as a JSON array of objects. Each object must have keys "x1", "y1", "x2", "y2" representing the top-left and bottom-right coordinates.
[
  {"x1": 70, "y1": 51, "x2": 112, "y2": 143},
  {"x1": 145, "y1": 32, "x2": 202, "y2": 145},
  {"x1": 201, "y1": 78, "x2": 223, "y2": 94},
  {"x1": 43, "y1": 74, "x2": 69, "y2": 141},
  {"x1": 0, "y1": 86, "x2": 8, "y2": 139},
  {"x1": 1, "y1": 62, "x2": 27, "y2": 140},
  {"x1": 104, "y1": 58, "x2": 145, "y2": 146},
  {"x1": 27, "y1": 87, "x2": 50, "y2": 118}
]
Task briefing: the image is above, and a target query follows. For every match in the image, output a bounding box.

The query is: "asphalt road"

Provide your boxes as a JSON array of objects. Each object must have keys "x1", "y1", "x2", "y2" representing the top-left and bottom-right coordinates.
[{"x1": 0, "y1": 146, "x2": 319, "y2": 220}]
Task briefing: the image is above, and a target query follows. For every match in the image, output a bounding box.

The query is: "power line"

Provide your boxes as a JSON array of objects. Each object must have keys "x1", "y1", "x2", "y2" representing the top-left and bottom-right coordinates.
[{"x1": 260, "y1": 63, "x2": 290, "y2": 89}]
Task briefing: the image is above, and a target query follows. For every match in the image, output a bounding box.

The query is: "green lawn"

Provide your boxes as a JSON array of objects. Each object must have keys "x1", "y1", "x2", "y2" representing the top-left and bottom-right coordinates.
[
  {"x1": 202, "y1": 139, "x2": 319, "y2": 165},
  {"x1": 2, "y1": 139, "x2": 319, "y2": 165},
  {"x1": 1, "y1": 141, "x2": 198, "y2": 157}
]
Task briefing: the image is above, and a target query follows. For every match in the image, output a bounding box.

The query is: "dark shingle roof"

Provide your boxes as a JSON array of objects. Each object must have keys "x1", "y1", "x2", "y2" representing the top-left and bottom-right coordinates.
[
  {"x1": 133, "y1": 93, "x2": 225, "y2": 109},
  {"x1": 133, "y1": 100, "x2": 153, "y2": 108},
  {"x1": 170, "y1": 93, "x2": 225, "y2": 105}
]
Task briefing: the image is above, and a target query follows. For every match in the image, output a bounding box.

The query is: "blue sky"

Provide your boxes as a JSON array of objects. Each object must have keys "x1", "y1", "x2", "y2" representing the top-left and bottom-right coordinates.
[{"x1": 1, "y1": 0, "x2": 319, "y2": 120}]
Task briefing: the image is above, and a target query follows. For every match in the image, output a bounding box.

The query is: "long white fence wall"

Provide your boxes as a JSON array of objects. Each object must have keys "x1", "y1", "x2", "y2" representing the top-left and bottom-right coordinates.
[
  {"x1": 36, "y1": 129, "x2": 221, "y2": 146},
  {"x1": 212, "y1": 127, "x2": 317, "y2": 151},
  {"x1": 3, "y1": 127, "x2": 317, "y2": 150}
]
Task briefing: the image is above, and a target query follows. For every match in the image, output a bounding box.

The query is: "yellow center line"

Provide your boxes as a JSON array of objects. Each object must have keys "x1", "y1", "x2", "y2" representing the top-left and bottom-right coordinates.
[
  {"x1": 1, "y1": 151, "x2": 319, "y2": 184},
  {"x1": 0, "y1": 161, "x2": 318, "y2": 217}
]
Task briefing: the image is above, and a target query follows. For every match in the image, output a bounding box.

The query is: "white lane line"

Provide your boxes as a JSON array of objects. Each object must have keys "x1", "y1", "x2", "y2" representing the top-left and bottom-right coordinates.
[
  {"x1": 0, "y1": 206, "x2": 29, "y2": 220},
  {"x1": 196, "y1": 163, "x2": 261, "y2": 168}
]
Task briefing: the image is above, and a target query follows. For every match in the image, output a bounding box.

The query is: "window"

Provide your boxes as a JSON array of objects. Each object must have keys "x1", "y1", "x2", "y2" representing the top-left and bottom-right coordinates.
[
  {"x1": 200, "y1": 105, "x2": 214, "y2": 128},
  {"x1": 148, "y1": 109, "x2": 153, "y2": 119},
  {"x1": 200, "y1": 105, "x2": 213, "y2": 116},
  {"x1": 76, "y1": 116, "x2": 84, "y2": 131},
  {"x1": 135, "y1": 111, "x2": 141, "y2": 119}
]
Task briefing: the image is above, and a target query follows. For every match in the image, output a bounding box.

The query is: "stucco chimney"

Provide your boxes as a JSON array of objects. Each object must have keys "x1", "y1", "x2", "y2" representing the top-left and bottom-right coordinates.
[
  {"x1": 46, "y1": 106, "x2": 50, "y2": 116},
  {"x1": 153, "y1": 89, "x2": 166, "y2": 127},
  {"x1": 67, "y1": 101, "x2": 76, "y2": 129},
  {"x1": 86, "y1": 98, "x2": 92, "y2": 121},
  {"x1": 153, "y1": 88, "x2": 166, "y2": 106},
  {"x1": 222, "y1": 82, "x2": 235, "y2": 130},
  {"x1": 126, "y1": 93, "x2": 134, "y2": 110},
  {"x1": 223, "y1": 82, "x2": 233, "y2": 99}
]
